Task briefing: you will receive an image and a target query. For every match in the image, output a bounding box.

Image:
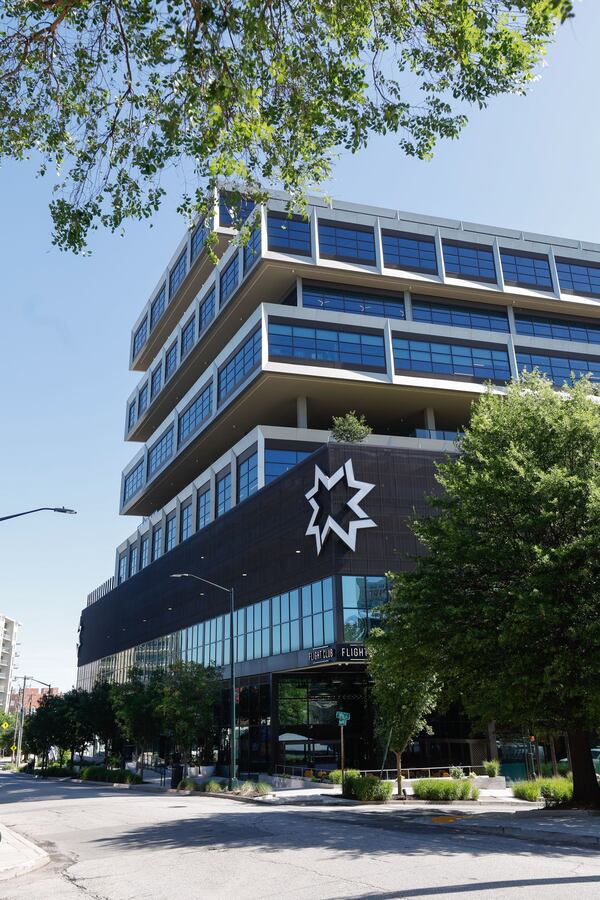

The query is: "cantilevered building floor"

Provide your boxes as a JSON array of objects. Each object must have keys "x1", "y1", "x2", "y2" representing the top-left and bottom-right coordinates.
[{"x1": 78, "y1": 191, "x2": 600, "y2": 772}]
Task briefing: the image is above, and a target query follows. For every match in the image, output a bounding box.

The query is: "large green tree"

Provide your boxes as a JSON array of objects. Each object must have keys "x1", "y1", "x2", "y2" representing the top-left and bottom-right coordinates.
[
  {"x1": 1, "y1": 0, "x2": 572, "y2": 252},
  {"x1": 110, "y1": 668, "x2": 163, "y2": 780},
  {"x1": 384, "y1": 372, "x2": 600, "y2": 805},
  {"x1": 155, "y1": 660, "x2": 221, "y2": 763}
]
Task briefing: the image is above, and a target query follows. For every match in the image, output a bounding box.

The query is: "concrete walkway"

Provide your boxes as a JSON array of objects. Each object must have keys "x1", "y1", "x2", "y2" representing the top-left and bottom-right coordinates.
[{"x1": 0, "y1": 824, "x2": 49, "y2": 881}]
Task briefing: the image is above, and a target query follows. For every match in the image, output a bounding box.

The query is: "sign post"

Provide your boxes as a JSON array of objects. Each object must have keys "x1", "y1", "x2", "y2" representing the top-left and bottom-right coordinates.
[{"x1": 336, "y1": 711, "x2": 351, "y2": 794}]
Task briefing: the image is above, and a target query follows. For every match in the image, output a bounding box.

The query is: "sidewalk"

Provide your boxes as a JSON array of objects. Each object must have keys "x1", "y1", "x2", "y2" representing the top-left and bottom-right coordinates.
[{"x1": 0, "y1": 823, "x2": 49, "y2": 881}]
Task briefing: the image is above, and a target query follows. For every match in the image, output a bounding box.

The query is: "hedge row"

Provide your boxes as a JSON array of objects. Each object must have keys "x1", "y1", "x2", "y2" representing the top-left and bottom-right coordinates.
[
  {"x1": 343, "y1": 774, "x2": 393, "y2": 802},
  {"x1": 412, "y1": 779, "x2": 480, "y2": 801},
  {"x1": 512, "y1": 777, "x2": 573, "y2": 803}
]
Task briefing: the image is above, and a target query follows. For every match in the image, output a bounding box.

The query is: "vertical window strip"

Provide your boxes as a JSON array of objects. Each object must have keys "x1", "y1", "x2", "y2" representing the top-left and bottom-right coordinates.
[
  {"x1": 147, "y1": 427, "x2": 174, "y2": 477},
  {"x1": 217, "y1": 330, "x2": 261, "y2": 402},
  {"x1": 243, "y1": 227, "x2": 261, "y2": 273},
  {"x1": 165, "y1": 515, "x2": 177, "y2": 552},
  {"x1": 199, "y1": 287, "x2": 216, "y2": 332},
  {"x1": 123, "y1": 460, "x2": 145, "y2": 503},
  {"x1": 127, "y1": 400, "x2": 137, "y2": 431},
  {"x1": 150, "y1": 285, "x2": 167, "y2": 330},
  {"x1": 178, "y1": 382, "x2": 213, "y2": 445},
  {"x1": 165, "y1": 342, "x2": 178, "y2": 379},
  {"x1": 181, "y1": 316, "x2": 196, "y2": 358},
  {"x1": 150, "y1": 365, "x2": 162, "y2": 399},
  {"x1": 132, "y1": 318, "x2": 148, "y2": 358},
  {"x1": 216, "y1": 471, "x2": 232, "y2": 516},
  {"x1": 220, "y1": 255, "x2": 239, "y2": 305},
  {"x1": 197, "y1": 487, "x2": 211, "y2": 529},
  {"x1": 169, "y1": 249, "x2": 188, "y2": 298},
  {"x1": 238, "y1": 451, "x2": 258, "y2": 501},
  {"x1": 180, "y1": 502, "x2": 192, "y2": 541},
  {"x1": 138, "y1": 384, "x2": 148, "y2": 415}
]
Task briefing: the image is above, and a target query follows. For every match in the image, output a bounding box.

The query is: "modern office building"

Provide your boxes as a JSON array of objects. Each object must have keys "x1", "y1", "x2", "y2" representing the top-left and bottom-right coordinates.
[
  {"x1": 0, "y1": 615, "x2": 19, "y2": 714},
  {"x1": 77, "y1": 190, "x2": 600, "y2": 773}
]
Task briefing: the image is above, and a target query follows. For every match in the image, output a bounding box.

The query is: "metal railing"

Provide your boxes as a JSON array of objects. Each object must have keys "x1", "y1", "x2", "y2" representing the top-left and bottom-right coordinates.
[
  {"x1": 275, "y1": 764, "x2": 486, "y2": 780},
  {"x1": 87, "y1": 577, "x2": 115, "y2": 607}
]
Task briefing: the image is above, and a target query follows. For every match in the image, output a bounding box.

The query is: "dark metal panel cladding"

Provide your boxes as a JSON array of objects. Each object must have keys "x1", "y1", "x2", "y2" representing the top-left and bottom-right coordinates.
[{"x1": 78, "y1": 443, "x2": 444, "y2": 666}]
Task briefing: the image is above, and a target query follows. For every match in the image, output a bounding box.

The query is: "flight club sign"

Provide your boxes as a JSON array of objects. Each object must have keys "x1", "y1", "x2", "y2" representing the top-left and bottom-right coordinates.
[{"x1": 307, "y1": 643, "x2": 368, "y2": 664}]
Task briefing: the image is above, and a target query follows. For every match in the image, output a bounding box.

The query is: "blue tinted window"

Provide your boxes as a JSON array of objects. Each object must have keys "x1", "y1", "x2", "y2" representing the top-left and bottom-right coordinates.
[
  {"x1": 265, "y1": 448, "x2": 311, "y2": 483},
  {"x1": 197, "y1": 487, "x2": 211, "y2": 529},
  {"x1": 165, "y1": 515, "x2": 177, "y2": 552},
  {"x1": 217, "y1": 330, "x2": 261, "y2": 402},
  {"x1": 152, "y1": 525, "x2": 162, "y2": 560},
  {"x1": 150, "y1": 365, "x2": 162, "y2": 398},
  {"x1": 123, "y1": 460, "x2": 144, "y2": 503},
  {"x1": 150, "y1": 285, "x2": 166, "y2": 330},
  {"x1": 318, "y1": 221, "x2": 376, "y2": 264},
  {"x1": 191, "y1": 218, "x2": 210, "y2": 263},
  {"x1": 268, "y1": 213, "x2": 311, "y2": 255},
  {"x1": 216, "y1": 471, "x2": 232, "y2": 517},
  {"x1": 199, "y1": 286, "x2": 215, "y2": 333},
  {"x1": 180, "y1": 502, "x2": 192, "y2": 541},
  {"x1": 127, "y1": 400, "x2": 136, "y2": 430},
  {"x1": 238, "y1": 451, "x2": 258, "y2": 501},
  {"x1": 517, "y1": 351, "x2": 600, "y2": 384},
  {"x1": 515, "y1": 312, "x2": 600, "y2": 344},
  {"x1": 138, "y1": 383, "x2": 148, "y2": 415},
  {"x1": 393, "y1": 337, "x2": 511, "y2": 381},
  {"x1": 169, "y1": 249, "x2": 187, "y2": 298},
  {"x1": 556, "y1": 259, "x2": 600, "y2": 297},
  {"x1": 140, "y1": 535, "x2": 149, "y2": 569},
  {"x1": 118, "y1": 555, "x2": 127, "y2": 585},
  {"x1": 220, "y1": 255, "x2": 239, "y2": 305},
  {"x1": 412, "y1": 298, "x2": 509, "y2": 332},
  {"x1": 219, "y1": 194, "x2": 255, "y2": 227},
  {"x1": 243, "y1": 227, "x2": 261, "y2": 273},
  {"x1": 181, "y1": 316, "x2": 195, "y2": 358},
  {"x1": 128, "y1": 545, "x2": 138, "y2": 577},
  {"x1": 269, "y1": 323, "x2": 386, "y2": 370},
  {"x1": 165, "y1": 342, "x2": 177, "y2": 379},
  {"x1": 501, "y1": 251, "x2": 553, "y2": 290},
  {"x1": 382, "y1": 231, "x2": 437, "y2": 274},
  {"x1": 303, "y1": 284, "x2": 404, "y2": 319},
  {"x1": 147, "y1": 427, "x2": 174, "y2": 477},
  {"x1": 443, "y1": 241, "x2": 496, "y2": 282},
  {"x1": 132, "y1": 318, "x2": 148, "y2": 359},
  {"x1": 178, "y1": 382, "x2": 212, "y2": 445}
]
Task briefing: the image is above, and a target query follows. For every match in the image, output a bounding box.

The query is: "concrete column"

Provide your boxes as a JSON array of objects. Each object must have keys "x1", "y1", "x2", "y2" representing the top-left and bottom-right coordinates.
[
  {"x1": 507, "y1": 334, "x2": 520, "y2": 381},
  {"x1": 296, "y1": 396, "x2": 308, "y2": 429},
  {"x1": 311, "y1": 207, "x2": 319, "y2": 264},
  {"x1": 493, "y1": 238, "x2": 504, "y2": 291},
  {"x1": 548, "y1": 246, "x2": 562, "y2": 299},
  {"x1": 384, "y1": 320, "x2": 395, "y2": 383},
  {"x1": 296, "y1": 276, "x2": 303, "y2": 308},
  {"x1": 374, "y1": 217, "x2": 384, "y2": 273},
  {"x1": 424, "y1": 407, "x2": 436, "y2": 431},
  {"x1": 404, "y1": 290, "x2": 413, "y2": 321},
  {"x1": 257, "y1": 428, "x2": 266, "y2": 490},
  {"x1": 435, "y1": 228, "x2": 446, "y2": 281}
]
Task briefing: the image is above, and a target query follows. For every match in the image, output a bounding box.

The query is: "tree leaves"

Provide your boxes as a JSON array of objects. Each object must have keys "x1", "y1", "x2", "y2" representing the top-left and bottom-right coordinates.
[{"x1": 0, "y1": 0, "x2": 573, "y2": 251}]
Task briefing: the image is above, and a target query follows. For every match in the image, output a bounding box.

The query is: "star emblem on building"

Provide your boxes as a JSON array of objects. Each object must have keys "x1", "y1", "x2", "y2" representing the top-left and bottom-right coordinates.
[{"x1": 305, "y1": 459, "x2": 377, "y2": 555}]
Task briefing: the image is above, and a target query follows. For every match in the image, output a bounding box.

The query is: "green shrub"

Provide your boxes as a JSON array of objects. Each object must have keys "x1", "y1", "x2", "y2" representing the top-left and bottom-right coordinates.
[
  {"x1": 512, "y1": 780, "x2": 541, "y2": 801},
  {"x1": 540, "y1": 762, "x2": 570, "y2": 778},
  {"x1": 178, "y1": 776, "x2": 201, "y2": 792},
  {"x1": 482, "y1": 760, "x2": 500, "y2": 777},
  {"x1": 412, "y1": 779, "x2": 479, "y2": 801},
  {"x1": 39, "y1": 766, "x2": 75, "y2": 778},
  {"x1": 240, "y1": 780, "x2": 256, "y2": 795},
  {"x1": 329, "y1": 770, "x2": 343, "y2": 784},
  {"x1": 254, "y1": 782, "x2": 272, "y2": 795},
  {"x1": 204, "y1": 779, "x2": 222, "y2": 793},
  {"x1": 343, "y1": 774, "x2": 393, "y2": 802},
  {"x1": 449, "y1": 766, "x2": 464, "y2": 780},
  {"x1": 79, "y1": 765, "x2": 141, "y2": 785},
  {"x1": 539, "y1": 777, "x2": 573, "y2": 804}
]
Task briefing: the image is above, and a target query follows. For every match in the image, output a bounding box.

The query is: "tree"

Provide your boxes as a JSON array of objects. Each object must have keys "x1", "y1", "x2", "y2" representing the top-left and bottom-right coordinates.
[
  {"x1": 88, "y1": 680, "x2": 121, "y2": 764},
  {"x1": 0, "y1": 1, "x2": 573, "y2": 252},
  {"x1": 331, "y1": 411, "x2": 372, "y2": 444},
  {"x1": 111, "y1": 668, "x2": 162, "y2": 781},
  {"x1": 62, "y1": 689, "x2": 95, "y2": 765},
  {"x1": 22, "y1": 694, "x2": 68, "y2": 768},
  {"x1": 368, "y1": 626, "x2": 440, "y2": 797},
  {"x1": 383, "y1": 372, "x2": 600, "y2": 805},
  {"x1": 155, "y1": 661, "x2": 221, "y2": 764}
]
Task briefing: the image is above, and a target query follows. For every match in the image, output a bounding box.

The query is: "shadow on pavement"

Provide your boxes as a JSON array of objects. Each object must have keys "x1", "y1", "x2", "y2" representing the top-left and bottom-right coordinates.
[
  {"x1": 0, "y1": 774, "x2": 142, "y2": 805},
  {"x1": 91, "y1": 804, "x2": 600, "y2": 862},
  {"x1": 336, "y1": 877, "x2": 600, "y2": 898}
]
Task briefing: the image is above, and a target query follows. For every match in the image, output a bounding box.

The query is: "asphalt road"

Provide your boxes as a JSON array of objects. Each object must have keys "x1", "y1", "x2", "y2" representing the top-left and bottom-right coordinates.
[{"x1": 2, "y1": 774, "x2": 600, "y2": 899}]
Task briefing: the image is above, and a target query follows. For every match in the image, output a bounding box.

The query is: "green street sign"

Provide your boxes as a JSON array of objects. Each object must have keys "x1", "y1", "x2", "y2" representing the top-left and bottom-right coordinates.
[{"x1": 336, "y1": 711, "x2": 351, "y2": 726}]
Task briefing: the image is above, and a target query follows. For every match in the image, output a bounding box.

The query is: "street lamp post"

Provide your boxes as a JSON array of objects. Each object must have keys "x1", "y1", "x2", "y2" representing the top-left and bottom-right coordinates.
[
  {"x1": 0, "y1": 507, "x2": 77, "y2": 523},
  {"x1": 170, "y1": 573, "x2": 236, "y2": 790}
]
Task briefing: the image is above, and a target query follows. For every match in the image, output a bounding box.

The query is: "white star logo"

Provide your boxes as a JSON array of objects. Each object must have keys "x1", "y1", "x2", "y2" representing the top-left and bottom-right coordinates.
[{"x1": 305, "y1": 459, "x2": 377, "y2": 555}]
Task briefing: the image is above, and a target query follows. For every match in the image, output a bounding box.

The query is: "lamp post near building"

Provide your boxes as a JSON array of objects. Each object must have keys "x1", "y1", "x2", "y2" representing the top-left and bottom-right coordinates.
[
  {"x1": 170, "y1": 573, "x2": 237, "y2": 789},
  {"x1": 0, "y1": 507, "x2": 77, "y2": 523}
]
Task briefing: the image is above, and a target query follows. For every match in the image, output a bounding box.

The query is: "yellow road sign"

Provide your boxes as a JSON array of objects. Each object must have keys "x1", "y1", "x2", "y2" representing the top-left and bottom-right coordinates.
[
  {"x1": 1, "y1": 721, "x2": 9, "y2": 730},
  {"x1": 10, "y1": 744, "x2": 17, "y2": 752}
]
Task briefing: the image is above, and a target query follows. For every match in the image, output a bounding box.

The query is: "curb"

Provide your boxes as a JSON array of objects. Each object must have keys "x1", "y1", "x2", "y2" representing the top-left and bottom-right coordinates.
[{"x1": 0, "y1": 824, "x2": 49, "y2": 881}]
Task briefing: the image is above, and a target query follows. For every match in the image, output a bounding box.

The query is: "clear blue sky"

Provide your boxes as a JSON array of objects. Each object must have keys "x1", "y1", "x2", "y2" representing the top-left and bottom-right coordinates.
[{"x1": 1, "y1": 1, "x2": 597, "y2": 692}]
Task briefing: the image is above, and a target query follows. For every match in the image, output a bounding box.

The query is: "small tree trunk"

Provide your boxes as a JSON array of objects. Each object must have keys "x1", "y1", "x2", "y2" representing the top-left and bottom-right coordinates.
[
  {"x1": 550, "y1": 736, "x2": 558, "y2": 778},
  {"x1": 395, "y1": 750, "x2": 403, "y2": 799},
  {"x1": 567, "y1": 729, "x2": 600, "y2": 806},
  {"x1": 139, "y1": 747, "x2": 144, "y2": 782}
]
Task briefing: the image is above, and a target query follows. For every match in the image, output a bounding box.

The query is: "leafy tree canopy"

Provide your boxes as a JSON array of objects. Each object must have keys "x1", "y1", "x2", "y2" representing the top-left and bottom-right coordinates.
[
  {"x1": 331, "y1": 410, "x2": 372, "y2": 443},
  {"x1": 384, "y1": 372, "x2": 600, "y2": 804},
  {"x1": 1, "y1": 0, "x2": 573, "y2": 252},
  {"x1": 155, "y1": 660, "x2": 221, "y2": 762}
]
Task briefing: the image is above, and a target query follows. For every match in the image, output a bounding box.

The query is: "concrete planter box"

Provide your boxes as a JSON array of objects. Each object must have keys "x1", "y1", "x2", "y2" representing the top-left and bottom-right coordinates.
[
  {"x1": 188, "y1": 766, "x2": 199, "y2": 777},
  {"x1": 200, "y1": 765, "x2": 216, "y2": 777}
]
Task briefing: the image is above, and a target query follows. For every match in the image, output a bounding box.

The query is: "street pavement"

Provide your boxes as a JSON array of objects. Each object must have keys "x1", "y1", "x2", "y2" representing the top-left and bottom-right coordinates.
[{"x1": 2, "y1": 773, "x2": 600, "y2": 899}]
